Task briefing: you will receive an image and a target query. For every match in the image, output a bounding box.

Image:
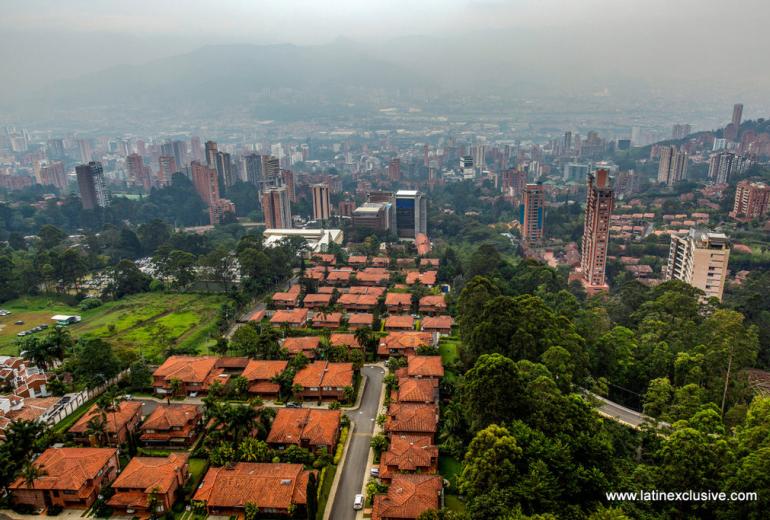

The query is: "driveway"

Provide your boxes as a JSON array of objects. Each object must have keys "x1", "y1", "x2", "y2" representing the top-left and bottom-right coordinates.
[{"x1": 330, "y1": 364, "x2": 385, "y2": 520}]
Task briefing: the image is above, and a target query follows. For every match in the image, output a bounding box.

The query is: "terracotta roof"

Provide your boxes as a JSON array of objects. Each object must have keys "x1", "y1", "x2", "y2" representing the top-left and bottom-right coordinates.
[
  {"x1": 406, "y1": 356, "x2": 444, "y2": 378},
  {"x1": 248, "y1": 309, "x2": 266, "y2": 322},
  {"x1": 418, "y1": 295, "x2": 446, "y2": 309},
  {"x1": 271, "y1": 291, "x2": 300, "y2": 303},
  {"x1": 317, "y1": 286, "x2": 336, "y2": 294},
  {"x1": 69, "y1": 401, "x2": 142, "y2": 435},
  {"x1": 270, "y1": 308, "x2": 309, "y2": 325},
  {"x1": 406, "y1": 271, "x2": 437, "y2": 286},
  {"x1": 380, "y1": 434, "x2": 437, "y2": 476},
  {"x1": 329, "y1": 333, "x2": 361, "y2": 349},
  {"x1": 109, "y1": 453, "x2": 188, "y2": 494},
  {"x1": 242, "y1": 360, "x2": 288, "y2": 382},
  {"x1": 348, "y1": 255, "x2": 368, "y2": 264},
  {"x1": 338, "y1": 294, "x2": 378, "y2": 307},
  {"x1": 420, "y1": 258, "x2": 440, "y2": 267},
  {"x1": 2, "y1": 396, "x2": 60, "y2": 423},
  {"x1": 420, "y1": 316, "x2": 454, "y2": 330},
  {"x1": 293, "y1": 361, "x2": 353, "y2": 389},
  {"x1": 371, "y1": 256, "x2": 390, "y2": 266},
  {"x1": 141, "y1": 404, "x2": 201, "y2": 432},
  {"x1": 326, "y1": 270, "x2": 352, "y2": 282},
  {"x1": 379, "y1": 332, "x2": 434, "y2": 354},
  {"x1": 154, "y1": 356, "x2": 219, "y2": 384},
  {"x1": 355, "y1": 271, "x2": 390, "y2": 284},
  {"x1": 313, "y1": 253, "x2": 336, "y2": 264},
  {"x1": 193, "y1": 463, "x2": 313, "y2": 510},
  {"x1": 371, "y1": 474, "x2": 442, "y2": 520},
  {"x1": 385, "y1": 293, "x2": 412, "y2": 306},
  {"x1": 303, "y1": 293, "x2": 332, "y2": 305},
  {"x1": 347, "y1": 313, "x2": 374, "y2": 326},
  {"x1": 385, "y1": 403, "x2": 439, "y2": 435},
  {"x1": 312, "y1": 312, "x2": 343, "y2": 326},
  {"x1": 10, "y1": 447, "x2": 117, "y2": 491},
  {"x1": 395, "y1": 378, "x2": 438, "y2": 403},
  {"x1": 349, "y1": 286, "x2": 385, "y2": 296},
  {"x1": 267, "y1": 408, "x2": 341, "y2": 447},
  {"x1": 282, "y1": 336, "x2": 320, "y2": 356},
  {"x1": 385, "y1": 315, "x2": 415, "y2": 330}
]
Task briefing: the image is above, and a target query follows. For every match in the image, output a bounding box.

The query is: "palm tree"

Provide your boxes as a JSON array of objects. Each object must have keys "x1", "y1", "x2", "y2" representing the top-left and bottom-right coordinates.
[
  {"x1": 224, "y1": 405, "x2": 258, "y2": 445},
  {"x1": 168, "y1": 378, "x2": 183, "y2": 404},
  {"x1": 21, "y1": 461, "x2": 48, "y2": 489},
  {"x1": 86, "y1": 415, "x2": 108, "y2": 447}
]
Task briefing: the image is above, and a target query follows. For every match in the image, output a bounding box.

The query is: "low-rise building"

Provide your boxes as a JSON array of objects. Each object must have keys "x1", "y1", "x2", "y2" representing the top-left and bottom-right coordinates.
[
  {"x1": 242, "y1": 360, "x2": 289, "y2": 397},
  {"x1": 378, "y1": 332, "x2": 436, "y2": 357},
  {"x1": 140, "y1": 404, "x2": 203, "y2": 447},
  {"x1": 385, "y1": 315, "x2": 415, "y2": 331},
  {"x1": 108, "y1": 453, "x2": 189, "y2": 516},
  {"x1": 393, "y1": 378, "x2": 438, "y2": 404},
  {"x1": 312, "y1": 312, "x2": 343, "y2": 329},
  {"x1": 404, "y1": 356, "x2": 444, "y2": 381},
  {"x1": 293, "y1": 361, "x2": 354, "y2": 401},
  {"x1": 379, "y1": 435, "x2": 439, "y2": 482},
  {"x1": 384, "y1": 403, "x2": 439, "y2": 439},
  {"x1": 385, "y1": 293, "x2": 412, "y2": 314},
  {"x1": 282, "y1": 336, "x2": 320, "y2": 359},
  {"x1": 68, "y1": 401, "x2": 143, "y2": 446},
  {"x1": 152, "y1": 356, "x2": 223, "y2": 396},
  {"x1": 267, "y1": 408, "x2": 341, "y2": 452},
  {"x1": 338, "y1": 293, "x2": 379, "y2": 311},
  {"x1": 302, "y1": 293, "x2": 333, "y2": 309},
  {"x1": 418, "y1": 295, "x2": 446, "y2": 315},
  {"x1": 270, "y1": 308, "x2": 309, "y2": 328},
  {"x1": 371, "y1": 474, "x2": 442, "y2": 520},
  {"x1": 347, "y1": 313, "x2": 375, "y2": 330}
]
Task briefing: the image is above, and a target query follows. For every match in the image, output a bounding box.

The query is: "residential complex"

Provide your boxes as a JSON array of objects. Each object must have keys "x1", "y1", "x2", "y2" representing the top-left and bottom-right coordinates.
[{"x1": 664, "y1": 228, "x2": 731, "y2": 301}]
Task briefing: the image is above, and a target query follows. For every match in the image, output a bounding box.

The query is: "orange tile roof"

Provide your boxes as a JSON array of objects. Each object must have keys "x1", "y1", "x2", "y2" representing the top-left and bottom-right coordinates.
[
  {"x1": 154, "y1": 356, "x2": 219, "y2": 384},
  {"x1": 379, "y1": 332, "x2": 434, "y2": 352},
  {"x1": 371, "y1": 474, "x2": 442, "y2": 520},
  {"x1": 420, "y1": 315, "x2": 454, "y2": 331},
  {"x1": 248, "y1": 309, "x2": 266, "y2": 322},
  {"x1": 293, "y1": 361, "x2": 353, "y2": 389},
  {"x1": 355, "y1": 271, "x2": 390, "y2": 284},
  {"x1": 348, "y1": 255, "x2": 368, "y2": 264},
  {"x1": 329, "y1": 333, "x2": 361, "y2": 349},
  {"x1": 327, "y1": 270, "x2": 352, "y2": 282},
  {"x1": 312, "y1": 312, "x2": 343, "y2": 326},
  {"x1": 385, "y1": 315, "x2": 415, "y2": 330},
  {"x1": 386, "y1": 403, "x2": 439, "y2": 435},
  {"x1": 267, "y1": 408, "x2": 341, "y2": 447},
  {"x1": 2, "y1": 396, "x2": 60, "y2": 424},
  {"x1": 317, "y1": 286, "x2": 336, "y2": 294},
  {"x1": 193, "y1": 463, "x2": 313, "y2": 510},
  {"x1": 242, "y1": 360, "x2": 288, "y2": 382},
  {"x1": 282, "y1": 336, "x2": 320, "y2": 356},
  {"x1": 406, "y1": 356, "x2": 444, "y2": 378},
  {"x1": 420, "y1": 258, "x2": 440, "y2": 267},
  {"x1": 10, "y1": 447, "x2": 117, "y2": 491},
  {"x1": 347, "y1": 313, "x2": 374, "y2": 326},
  {"x1": 338, "y1": 294, "x2": 378, "y2": 307},
  {"x1": 270, "y1": 308, "x2": 309, "y2": 325},
  {"x1": 371, "y1": 256, "x2": 390, "y2": 266},
  {"x1": 303, "y1": 293, "x2": 332, "y2": 305},
  {"x1": 395, "y1": 378, "x2": 437, "y2": 403},
  {"x1": 69, "y1": 401, "x2": 142, "y2": 435},
  {"x1": 109, "y1": 453, "x2": 188, "y2": 494},
  {"x1": 406, "y1": 271, "x2": 438, "y2": 286},
  {"x1": 349, "y1": 286, "x2": 385, "y2": 296},
  {"x1": 385, "y1": 293, "x2": 412, "y2": 306},
  {"x1": 380, "y1": 434, "x2": 437, "y2": 475},
  {"x1": 419, "y1": 295, "x2": 446, "y2": 309},
  {"x1": 272, "y1": 291, "x2": 300, "y2": 303},
  {"x1": 313, "y1": 253, "x2": 336, "y2": 264},
  {"x1": 141, "y1": 404, "x2": 201, "y2": 433}
]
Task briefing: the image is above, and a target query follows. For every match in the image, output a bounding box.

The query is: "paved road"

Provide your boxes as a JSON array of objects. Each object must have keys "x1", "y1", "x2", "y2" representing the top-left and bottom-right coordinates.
[
  {"x1": 330, "y1": 365, "x2": 385, "y2": 520},
  {"x1": 586, "y1": 391, "x2": 670, "y2": 429}
]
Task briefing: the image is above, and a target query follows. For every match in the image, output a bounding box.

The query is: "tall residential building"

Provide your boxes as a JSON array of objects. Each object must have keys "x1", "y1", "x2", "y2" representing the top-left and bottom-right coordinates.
[
  {"x1": 78, "y1": 139, "x2": 92, "y2": 163},
  {"x1": 190, "y1": 161, "x2": 219, "y2": 205},
  {"x1": 395, "y1": 190, "x2": 427, "y2": 239},
  {"x1": 261, "y1": 155, "x2": 280, "y2": 180},
  {"x1": 205, "y1": 141, "x2": 218, "y2": 167},
  {"x1": 281, "y1": 170, "x2": 296, "y2": 202},
  {"x1": 158, "y1": 155, "x2": 177, "y2": 186},
  {"x1": 730, "y1": 180, "x2": 770, "y2": 221},
  {"x1": 75, "y1": 161, "x2": 109, "y2": 210},
  {"x1": 312, "y1": 183, "x2": 331, "y2": 221},
  {"x1": 209, "y1": 198, "x2": 236, "y2": 225},
  {"x1": 580, "y1": 169, "x2": 614, "y2": 289},
  {"x1": 657, "y1": 145, "x2": 688, "y2": 186},
  {"x1": 664, "y1": 229, "x2": 730, "y2": 301},
  {"x1": 243, "y1": 153, "x2": 262, "y2": 185},
  {"x1": 520, "y1": 183, "x2": 545, "y2": 244},
  {"x1": 671, "y1": 124, "x2": 692, "y2": 140},
  {"x1": 732, "y1": 103, "x2": 743, "y2": 128},
  {"x1": 215, "y1": 151, "x2": 233, "y2": 192},
  {"x1": 707, "y1": 152, "x2": 748, "y2": 185},
  {"x1": 460, "y1": 156, "x2": 474, "y2": 179},
  {"x1": 262, "y1": 186, "x2": 292, "y2": 229},
  {"x1": 563, "y1": 163, "x2": 589, "y2": 182},
  {"x1": 46, "y1": 139, "x2": 65, "y2": 161},
  {"x1": 388, "y1": 158, "x2": 401, "y2": 181},
  {"x1": 170, "y1": 140, "x2": 187, "y2": 169},
  {"x1": 190, "y1": 136, "x2": 203, "y2": 163},
  {"x1": 39, "y1": 161, "x2": 67, "y2": 191}
]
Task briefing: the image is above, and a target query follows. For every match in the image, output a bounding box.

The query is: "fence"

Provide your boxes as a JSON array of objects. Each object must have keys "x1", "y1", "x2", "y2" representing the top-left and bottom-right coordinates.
[{"x1": 43, "y1": 369, "x2": 130, "y2": 427}]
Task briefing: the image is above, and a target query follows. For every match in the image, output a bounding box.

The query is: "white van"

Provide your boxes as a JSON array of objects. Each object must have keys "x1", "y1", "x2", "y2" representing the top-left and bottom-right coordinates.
[{"x1": 353, "y1": 494, "x2": 364, "y2": 510}]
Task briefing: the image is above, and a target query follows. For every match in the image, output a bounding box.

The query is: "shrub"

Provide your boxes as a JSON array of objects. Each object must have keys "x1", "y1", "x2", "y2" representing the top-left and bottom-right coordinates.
[
  {"x1": 47, "y1": 505, "x2": 63, "y2": 516},
  {"x1": 79, "y1": 297, "x2": 102, "y2": 310}
]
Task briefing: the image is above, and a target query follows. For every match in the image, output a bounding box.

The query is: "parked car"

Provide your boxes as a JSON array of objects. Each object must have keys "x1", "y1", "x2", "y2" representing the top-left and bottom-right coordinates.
[
  {"x1": 14, "y1": 320, "x2": 24, "y2": 325},
  {"x1": 286, "y1": 402, "x2": 303, "y2": 408},
  {"x1": 370, "y1": 467, "x2": 380, "y2": 477},
  {"x1": 353, "y1": 494, "x2": 364, "y2": 510}
]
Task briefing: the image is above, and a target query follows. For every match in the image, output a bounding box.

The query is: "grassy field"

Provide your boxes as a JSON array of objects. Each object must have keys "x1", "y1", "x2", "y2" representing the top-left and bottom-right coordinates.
[
  {"x1": 439, "y1": 337, "x2": 460, "y2": 365},
  {"x1": 439, "y1": 454, "x2": 463, "y2": 492},
  {"x1": 0, "y1": 293, "x2": 226, "y2": 360}
]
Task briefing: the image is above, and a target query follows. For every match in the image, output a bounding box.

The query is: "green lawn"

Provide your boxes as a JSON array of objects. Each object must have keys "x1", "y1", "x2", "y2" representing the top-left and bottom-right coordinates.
[
  {"x1": 439, "y1": 338, "x2": 460, "y2": 365},
  {"x1": 0, "y1": 292, "x2": 226, "y2": 360},
  {"x1": 445, "y1": 494, "x2": 467, "y2": 513},
  {"x1": 439, "y1": 454, "x2": 463, "y2": 493}
]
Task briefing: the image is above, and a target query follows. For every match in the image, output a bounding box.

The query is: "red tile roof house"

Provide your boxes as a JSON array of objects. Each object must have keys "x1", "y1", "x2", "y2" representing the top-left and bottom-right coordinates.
[
  {"x1": 68, "y1": 401, "x2": 143, "y2": 447},
  {"x1": 330, "y1": 333, "x2": 362, "y2": 351},
  {"x1": 302, "y1": 292, "x2": 333, "y2": 309},
  {"x1": 392, "y1": 378, "x2": 438, "y2": 404},
  {"x1": 270, "y1": 290, "x2": 301, "y2": 309},
  {"x1": 140, "y1": 404, "x2": 203, "y2": 448},
  {"x1": 267, "y1": 408, "x2": 341, "y2": 452},
  {"x1": 406, "y1": 270, "x2": 438, "y2": 287},
  {"x1": 384, "y1": 403, "x2": 439, "y2": 440},
  {"x1": 193, "y1": 463, "x2": 314, "y2": 517},
  {"x1": 326, "y1": 269, "x2": 352, "y2": 286},
  {"x1": 418, "y1": 295, "x2": 447, "y2": 316},
  {"x1": 10, "y1": 447, "x2": 120, "y2": 511},
  {"x1": 405, "y1": 356, "x2": 445, "y2": 380},
  {"x1": 420, "y1": 258, "x2": 440, "y2": 269},
  {"x1": 312, "y1": 312, "x2": 343, "y2": 329},
  {"x1": 347, "y1": 312, "x2": 375, "y2": 330},
  {"x1": 270, "y1": 308, "x2": 309, "y2": 328},
  {"x1": 347, "y1": 255, "x2": 368, "y2": 267},
  {"x1": 242, "y1": 359, "x2": 289, "y2": 397},
  {"x1": 317, "y1": 286, "x2": 336, "y2": 294},
  {"x1": 385, "y1": 315, "x2": 415, "y2": 332},
  {"x1": 338, "y1": 293, "x2": 379, "y2": 311},
  {"x1": 304, "y1": 267, "x2": 327, "y2": 282},
  {"x1": 354, "y1": 269, "x2": 391, "y2": 286},
  {"x1": 293, "y1": 361, "x2": 354, "y2": 401},
  {"x1": 420, "y1": 315, "x2": 454, "y2": 335},
  {"x1": 282, "y1": 336, "x2": 320, "y2": 359},
  {"x1": 371, "y1": 474, "x2": 443, "y2": 520},
  {"x1": 385, "y1": 292, "x2": 412, "y2": 314},
  {"x1": 371, "y1": 256, "x2": 390, "y2": 267},
  {"x1": 379, "y1": 434, "x2": 439, "y2": 482},
  {"x1": 349, "y1": 286, "x2": 386, "y2": 297},
  {"x1": 153, "y1": 355, "x2": 224, "y2": 396},
  {"x1": 378, "y1": 332, "x2": 437, "y2": 358},
  {"x1": 312, "y1": 253, "x2": 336, "y2": 265},
  {"x1": 107, "y1": 453, "x2": 189, "y2": 516}
]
